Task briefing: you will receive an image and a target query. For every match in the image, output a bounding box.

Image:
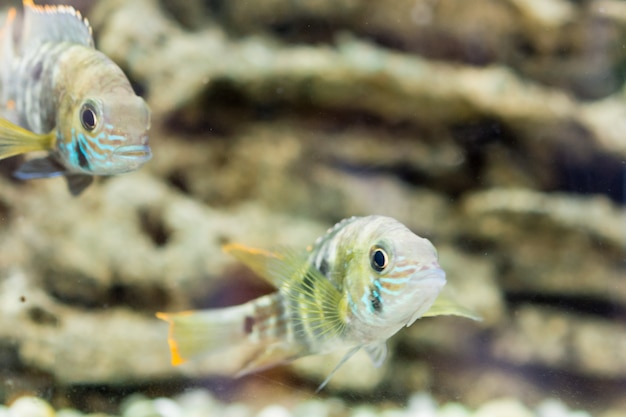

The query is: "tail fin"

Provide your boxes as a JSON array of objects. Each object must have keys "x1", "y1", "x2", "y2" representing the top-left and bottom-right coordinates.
[
  {"x1": 0, "y1": 119, "x2": 54, "y2": 160},
  {"x1": 156, "y1": 304, "x2": 252, "y2": 366}
]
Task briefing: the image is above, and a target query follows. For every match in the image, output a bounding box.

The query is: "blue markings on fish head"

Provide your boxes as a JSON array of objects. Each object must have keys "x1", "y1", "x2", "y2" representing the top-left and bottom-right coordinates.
[
  {"x1": 56, "y1": 93, "x2": 151, "y2": 176},
  {"x1": 344, "y1": 216, "x2": 447, "y2": 340}
]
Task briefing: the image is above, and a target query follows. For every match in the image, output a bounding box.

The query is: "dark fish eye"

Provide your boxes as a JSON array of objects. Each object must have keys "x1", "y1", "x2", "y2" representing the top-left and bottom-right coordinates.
[
  {"x1": 370, "y1": 246, "x2": 388, "y2": 272},
  {"x1": 80, "y1": 102, "x2": 98, "y2": 131}
]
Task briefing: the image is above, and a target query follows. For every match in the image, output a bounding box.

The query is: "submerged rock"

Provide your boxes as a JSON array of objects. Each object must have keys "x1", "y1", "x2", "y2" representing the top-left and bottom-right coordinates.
[{"x1": 0, "y1": 0, "x2": 624, "y2": 415}]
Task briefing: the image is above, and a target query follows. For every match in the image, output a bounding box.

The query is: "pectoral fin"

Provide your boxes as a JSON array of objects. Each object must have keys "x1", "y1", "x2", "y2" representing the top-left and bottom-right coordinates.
[
  {"x1": 224, "y1": 242, "x2": 351, "y2": 391},
  {"x1": 422, "y1": 294, "x2": 482, "y2": 321},
  {"x1": 237, "y1": 247, "x2": 351, "y2": 342}
]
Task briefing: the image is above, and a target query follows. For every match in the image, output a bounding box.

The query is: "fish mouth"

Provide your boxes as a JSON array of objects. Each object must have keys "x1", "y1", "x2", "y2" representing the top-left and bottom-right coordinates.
[
  {"x1": 412, "y1": 265, "x2": 446, "y2": 288},
  {"x1": 113, "y1": 144, "x2": 152, "y2": 163},
  {"x1": 404, "y1": 267, "x2": 447, "y2": 327}
]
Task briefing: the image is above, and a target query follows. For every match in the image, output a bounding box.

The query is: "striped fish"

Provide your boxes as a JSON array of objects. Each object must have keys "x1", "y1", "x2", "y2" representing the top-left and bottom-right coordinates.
[
  {"x1": 0, "y1": 0, "x2": 151, "y2": 195},
  {"x1": 157, "y1": 215, "x2": 479, "y2": 390}
]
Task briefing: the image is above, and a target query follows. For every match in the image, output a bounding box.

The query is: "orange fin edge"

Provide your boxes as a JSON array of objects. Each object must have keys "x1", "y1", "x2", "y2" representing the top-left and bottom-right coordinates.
[
  {"x1": 222, "y1": 242, "x2": 281, "y2": 259},
  {"x1": 156, "y1": 311, "x2": 191, "y2": 366}
]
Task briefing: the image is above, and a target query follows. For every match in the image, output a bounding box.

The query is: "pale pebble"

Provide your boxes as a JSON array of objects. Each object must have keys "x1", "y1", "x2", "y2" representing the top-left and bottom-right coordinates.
[
  {"x1": 119, "y1": 394, "x2": 147, "y2": 415},
  {"x1": 350, "y1": 406, "x2": 379, "y2": 417},
  {"x1": 221, "y1": 403, "x2": 252, "y2": 417},
  {"x1": 121, "y1": 397, "x2": 159, "y2": 417},
  {"x1": 537, "y1": 398, "x2": 571, "y2": 417},
  {"x1": 174, "y1": 390, "x2": 217, "y2": 412},
  {"x1": 406, "y1": 392, "x2": 438, "y2": 417},
  {"x1": 8, "y1": 397, "x2": 55, "y2": 417},
  {"x1": 438, "y1": 402, "x2": 471, "y2": 417},
  {"x1": 153, "y1": 398, "x2": 183, "y2": 417},
  {"x1": 293, "y1": 399, "x2": 330, "y2": 417},
  {"x1": 474, "y1": 398, "x2": 534, "y2": 417},
  {"x1": 256, "y1": 405, "x2": 291, "y2": 417}
]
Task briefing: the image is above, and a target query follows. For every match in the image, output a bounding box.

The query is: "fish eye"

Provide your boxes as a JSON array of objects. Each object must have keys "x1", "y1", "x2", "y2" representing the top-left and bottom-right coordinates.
[
  {"x1": 370, "y1": 246, "x2": 388, "y2": 272},
  {"x1": 80, "y1": 102, "x2": 98, "y2": 131}
]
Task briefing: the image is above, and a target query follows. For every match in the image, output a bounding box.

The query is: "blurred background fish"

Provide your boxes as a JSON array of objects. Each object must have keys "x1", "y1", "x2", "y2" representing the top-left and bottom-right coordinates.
[
  {"x1": 0, "y1": 0, "x2": 151, "y2": 195},
  {"x1": 157, "y1": 215, "x2": 478, "y2": 390}
]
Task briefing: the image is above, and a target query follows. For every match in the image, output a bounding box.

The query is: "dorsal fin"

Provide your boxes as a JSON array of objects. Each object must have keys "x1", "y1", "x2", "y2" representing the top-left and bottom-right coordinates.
[
  {"x1": 20, "y1": 0, "x2": 93, "y2": 51},
  {"x1": 0, "y1": 8, "x2": 19, "y2": 101},
  {"x1": 223, "y1": 243, "x2": 309, "y2": 289},
  {"x1": 310, "y1": 216, "x2": 359, "y2": 250}
]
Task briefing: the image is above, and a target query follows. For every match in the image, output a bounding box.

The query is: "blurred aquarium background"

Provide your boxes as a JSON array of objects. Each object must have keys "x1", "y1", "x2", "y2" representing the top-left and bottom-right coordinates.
[{"x1": 0, "y1": 0, "x2": 626, "y2": 416}]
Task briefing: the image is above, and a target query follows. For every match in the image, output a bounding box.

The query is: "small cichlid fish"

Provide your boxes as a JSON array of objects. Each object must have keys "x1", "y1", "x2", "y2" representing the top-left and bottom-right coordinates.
[
  {"x1": 0, "y1": 0, "x2": 151, "y2": 195},
  {"x1": 157, "y1": 215, "x2": 479, "y2": 390}
]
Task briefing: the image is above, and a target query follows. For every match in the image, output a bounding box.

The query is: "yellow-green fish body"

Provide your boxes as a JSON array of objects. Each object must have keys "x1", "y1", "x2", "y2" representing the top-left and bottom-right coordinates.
[
  {"x1": 157, "y1": 216, "x2": 478, "y2": 389},
  {"x1": 0, "y1": 0, "x2": 151, "y2": 195}
]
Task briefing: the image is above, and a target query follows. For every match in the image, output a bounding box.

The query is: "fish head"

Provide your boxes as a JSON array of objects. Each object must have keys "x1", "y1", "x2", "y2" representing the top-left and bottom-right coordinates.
[
  {"x1": 56, "y1": 88, "x2": 152, "y2": 175},
  {"x1": 344, "y1": 216, "x2": 446, "y2": 335}
]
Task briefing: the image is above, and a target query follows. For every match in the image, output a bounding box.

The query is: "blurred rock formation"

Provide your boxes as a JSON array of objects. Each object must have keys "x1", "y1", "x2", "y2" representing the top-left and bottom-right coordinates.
[{"x1": 0, "y1": 0, "x2": 625, "y2": 414}]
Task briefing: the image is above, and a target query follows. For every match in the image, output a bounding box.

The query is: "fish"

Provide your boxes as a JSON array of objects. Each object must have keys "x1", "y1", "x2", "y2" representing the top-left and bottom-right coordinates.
[
  {"x1": 0, "y1": 0, "x2": 151, "y2": 195},
  {"x1": 157, "y1": 215, "x2": 479, "y2": 390}
]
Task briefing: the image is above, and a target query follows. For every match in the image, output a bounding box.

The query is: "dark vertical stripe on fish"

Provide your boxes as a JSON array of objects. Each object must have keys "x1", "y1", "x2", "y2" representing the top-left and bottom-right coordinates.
[
  {"x1": 31, "y1": 60, "x2": 43, "y2": 82},
  {"x1": 243, "y1": 315, "x2": 254, "y2": 335},
  {"x1": 75, "y1": 140, "x2": 90, "y2": 170},
  {"x1": 16, "y1": 42, "x2": 68, "y2": 133},
  {"x1": 250, "y1": 294, "x2": 286, "y2": 342},
  {"x1": 318, "y1": 258, "x2": 329, "y2": 276}
]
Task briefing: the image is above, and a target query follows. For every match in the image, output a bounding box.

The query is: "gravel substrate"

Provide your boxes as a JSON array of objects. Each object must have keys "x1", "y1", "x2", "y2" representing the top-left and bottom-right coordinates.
[{"x1": 0, "y1": 391, "x2": 598, "y2": 417}]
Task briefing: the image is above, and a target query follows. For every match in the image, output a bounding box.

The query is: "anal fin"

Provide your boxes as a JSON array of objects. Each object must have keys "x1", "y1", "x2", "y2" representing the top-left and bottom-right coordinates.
[{"x1": 237, "y1": 343, "x2": 305, "y2": 377}]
